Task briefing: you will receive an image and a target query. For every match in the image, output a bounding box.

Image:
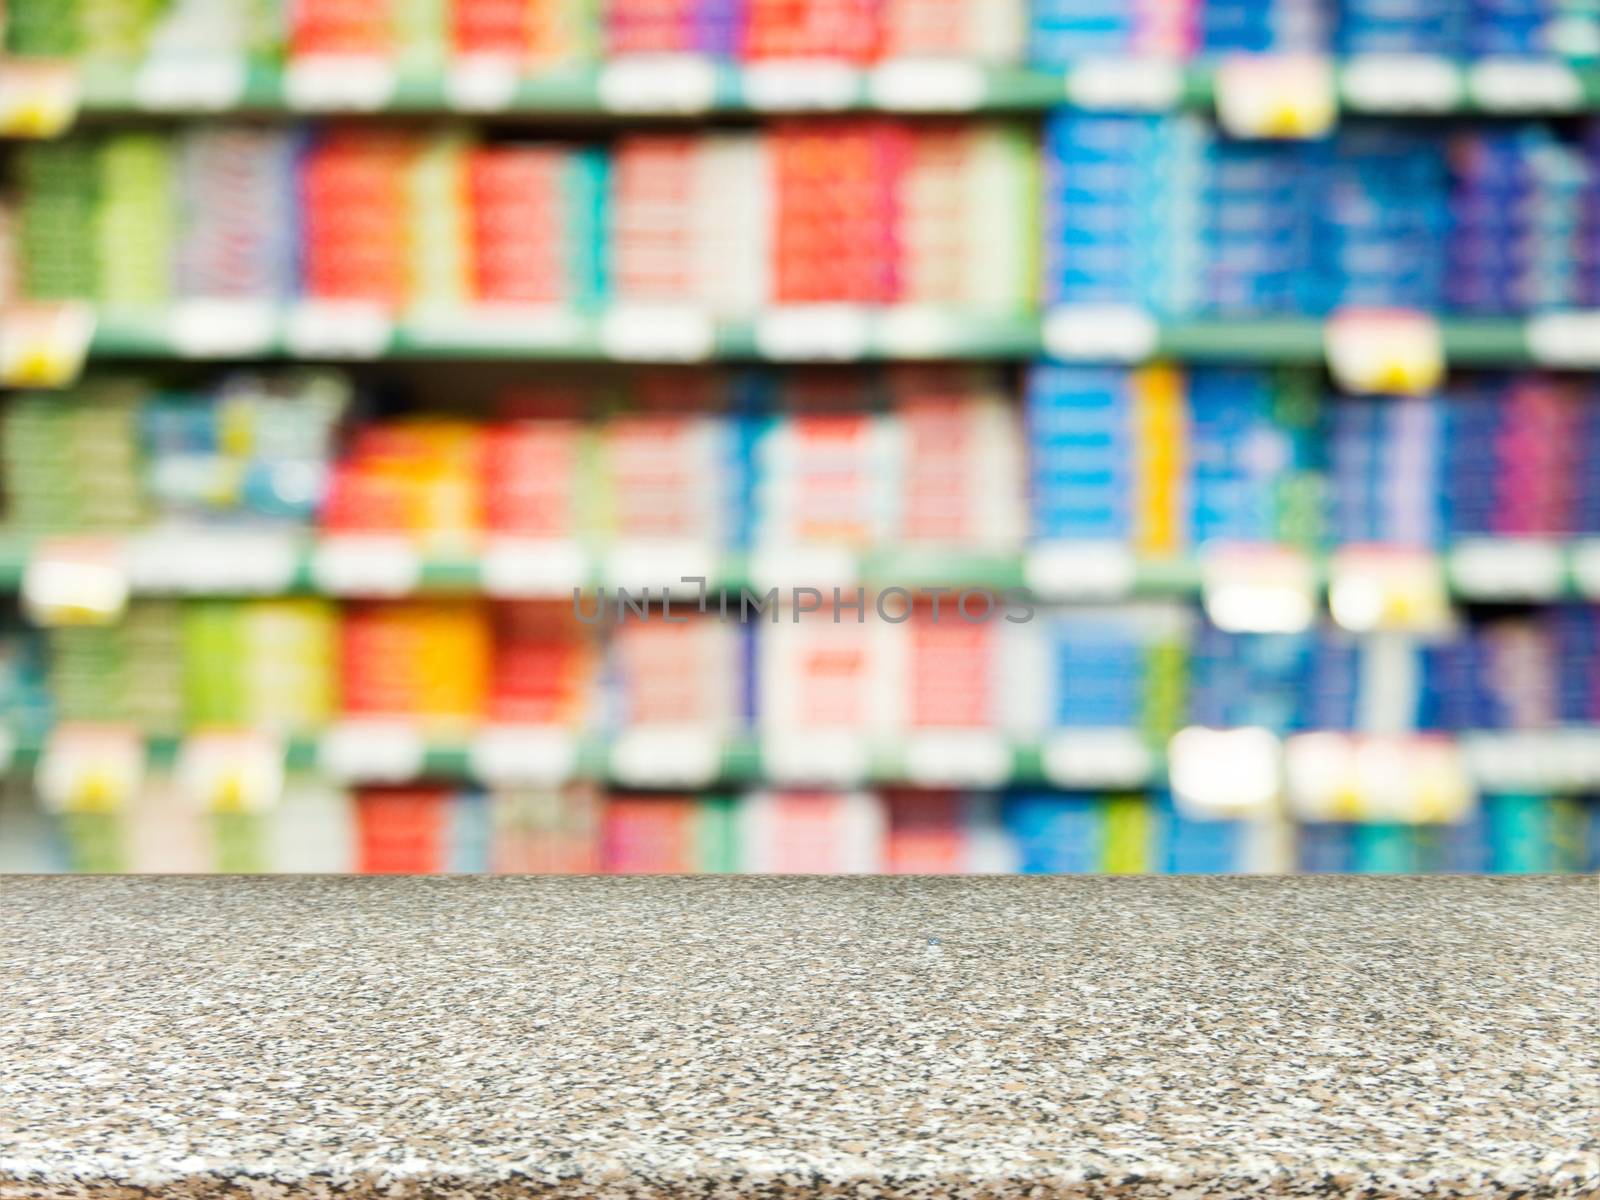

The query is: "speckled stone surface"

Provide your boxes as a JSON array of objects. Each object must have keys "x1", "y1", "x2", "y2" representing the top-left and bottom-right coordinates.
[{"x1": 1, "y1": 876, "x2": 1596, "y2": 1200}]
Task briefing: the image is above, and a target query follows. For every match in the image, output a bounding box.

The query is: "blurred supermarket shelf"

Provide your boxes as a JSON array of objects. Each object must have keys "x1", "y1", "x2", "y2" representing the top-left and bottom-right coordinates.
[
  {"x1": 4, "y1": 303, "x2": 1600, "y2": 385},
  {"x1": 7, "y1": 722, "x2": 1600, "y2": 797},
  {"x1": 5, "y1": 56, "x2": 1600, "y2": 134},
  {"x1": 3, "y1": 532, "x2": 1599, "y2": 604}
]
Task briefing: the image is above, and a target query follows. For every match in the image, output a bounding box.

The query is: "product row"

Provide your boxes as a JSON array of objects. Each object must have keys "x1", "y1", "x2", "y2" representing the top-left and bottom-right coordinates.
[
  {"x1": 4, "y1": 598, "x2": 1598, "y2": 741},
  {"x1": 6, "y1": 0, "x2": 1597, "y2": 65},
  {"x1": 2, "y1": 784, "x2": 1594, "y2": 876},
  {"x1": 9, "y1": 366, "x2": 1600, "y2": 547},
  {"x1": 10, "y1": 117, "x2": 1600, "y2": 317}
]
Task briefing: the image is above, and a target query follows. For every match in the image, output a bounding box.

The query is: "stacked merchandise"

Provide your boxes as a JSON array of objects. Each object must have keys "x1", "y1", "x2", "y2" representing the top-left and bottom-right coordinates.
[
  {"x1": 46, "y1": 602, "x2": 184, "y2": 732},
  {"x1": 608, "y1": 134, "x2": 771, "y2": 316},
  {"x1": 341, "y1": 600, "x2": 490, "y2": 728},
  {"x1": 14, "y1": 118, "x2": 1600, "y2": 319},
  {"x1": 7, "y1": 0, "x2": 1598, "y2": 63},
  {"x1": 180, "y1": 599, "x2": 337, "y2": 731},
  {"x1": 10, "y1": 123, "x2": 1033, "y2": 315},
  {"x1": 1589, "y1": 122, "x2": 1600, "y2": 308},
  {"x1": 2, "y1": 0, "x2": 278, "y2": 58},
  {"x1": 6, "y1": 364, "x2": 1600, "y2": 558},
  {"x1": 1028, "y1": 605, "x2": 1191, "y2": 742},
  {"x1": 446, "y1": 0, "x2": 599, "y2": 63},
  {"x1": 2, "y1": 0, "x2": 1023, "y2": 62},
  {"x1": 3, "y1": 779, "x2": 1593, "y2": 874},
  {"x1": 141, "y1": 372, "x2": 351, "y2": 525},
  {"x1": 1448, "y1": 128, "x2": 1598, "y2": 315},
  {"x1": 9, "y1": 590, "x2": 1599, "y2": 743},
  {"x1": 764, "y1": 120, "x2": 1030, "y2": 310},
  {"x1": 1042, "y1": 114, "x2": 1599, "y2": 317},
  {"x1": 1323, "y1": 375, "x2": 1597, "y2": 545},
  {"x1": 0, "y1": 612, "x2": 53, "y2": 748},
  {"x1": 1026, "y1": 365, "x2": 1322, "y2": 552},
  {"x1": 888, "y1": 367, "x2": 1027, "y2": 547},
  {"x1": 1029, "y1": 0, "x2": 1196, "y2": 61},
  {"x1": 1028, "y1": 0, "x2": 1600, "y2": 61},
  {"x1": 1200, "y1": 0, "x2": 1328, "y2": 53},
  {"x1": 322, "y1": 418, "x2": 487, "y2": 547},
  {"x1": 0, "y1": 383, "x2": 148, "y2": 533},
  {"x1": 176, "y1": 130, "x2": 299, "y2": 302},
  {"x1": 1028, "y1": 365, "x2": 1600, "y2": 547},
  {"x1": 1, "y1": 373, "x2": 348, "y2": 534},
  {"x1": 604, "y1": 0, "x2": 746, "y2": 55}
]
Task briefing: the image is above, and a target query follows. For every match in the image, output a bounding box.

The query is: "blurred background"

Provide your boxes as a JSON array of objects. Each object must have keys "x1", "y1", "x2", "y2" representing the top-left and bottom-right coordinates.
[{"x1": 0, "y1": 0, "x2": 1598, "y2": 875}]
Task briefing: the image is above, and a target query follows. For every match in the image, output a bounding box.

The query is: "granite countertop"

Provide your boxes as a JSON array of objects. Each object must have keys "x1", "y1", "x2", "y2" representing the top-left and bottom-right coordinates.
[{"x1": 1, "y1": 876, "x2": 1596, "y2": 1200}]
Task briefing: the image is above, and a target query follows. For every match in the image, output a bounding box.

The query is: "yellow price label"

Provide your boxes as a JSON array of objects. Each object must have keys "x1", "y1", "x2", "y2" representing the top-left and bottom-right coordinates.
[
  {"x1": 178, "y1": 732, "x2": 284, "y2": 814},
  {"x1": 0, "y1": 61, "x2": 81, "y2": 137},
  {"x1": 0, "y1": 303, "x2": 95, "y2": 388},
  {"x1": 37, "y1": 725, "x2": 144, "y2": 814},
  {"x1": 1324, "y1": 309, "x2": 1445, "y2": 396},
  {"x1": 1329, "y1": 547, "x2": 1453, "y2": 634},
  {"x1": 1215, "y1": 55, "x2": 1338, "y2": 139}
]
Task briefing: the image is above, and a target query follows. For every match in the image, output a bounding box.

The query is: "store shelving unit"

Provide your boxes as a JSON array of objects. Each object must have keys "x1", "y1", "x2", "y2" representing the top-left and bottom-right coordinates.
[{"x1": 2, "y1": 12, "x2": 1599, "y2": 876}]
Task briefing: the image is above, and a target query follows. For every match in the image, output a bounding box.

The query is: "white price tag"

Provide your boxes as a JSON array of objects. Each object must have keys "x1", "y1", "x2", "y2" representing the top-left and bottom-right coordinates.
[
  {"x1": 1526, "y1": 311, "x2": 1600, "y2": 368},
  {"x1": 743, "y1": 61, "x2": 858, "y2": 110},
  {"x1": 1327, "y1": 546, "x2": 1451, "y2": 634},
  {"x1": 1065, "y1": 58, "x2": 1183, "y2": 110},
  {"x1": 1339, "y1": 54, "x2": 1461, "y2": 112},
  {"x1": 0, "y1": 302, "x2": 95, "y2": 387},
  {"x1": 611, "y1": 726, "x2": 722, "y2": 788},
  {"x1": 407, "y1": 304, "x2": 582, "y2": 351},
  {"x1": 748, "y1": 544, "x2": 858, "y2": 592},
  {"x1": 444, "y1": 56, "x2": 521, "y2": 111},
  {"x1": 875, "y1": 307, "x2": 959, "y2": 357},
  {"x1": 37, "y1": 724, "x2": 144, "y2": 814},
  {"x1": 1215, "y1": 54, "x2": 1337, "y2": 138},
  {"x1": 1041, "y1": 729, "x2": 1153, "y2": 789},
  {"x1": 1201, "y1": 543, "x2": 1317, "y2": 634},
  {"x1": 599, "y1": 305, "x2": 716, "y2": 362},
  {"x1": 127, "y1": 529, "x2": 299, "y2": 595},
  {"x1": 1469, "y1": 59, "x2": 1583, "y2": 112},
  {"x1": 1169, "y1": 727, "x2": 1281, "y2": 819},
  {"x1": 469, "y1": 726, "x2": 579, "y2": 787},
  {"x1": 319, "y1": 721, "x2": 426, "y2": 784},
  {"x1": 177, "y1": 731, "x2": 284, "y2": 814},
  {"x1": 23, "y1": 538, "x2": 129, "y2": 627},
  {"x1": 1572, "y1": 541, "x2": 1600, "y2": 600},
  {"x1": 1448, "y1": 538, "x2": 1566, "y2": 600},
  {"x1": 1462, "y1": 732, "x2": 1541, "y2": 793},
  {"x1": 168, "y1": 299, "x2": 276, "y2": 358},
  {"x1": 867, "y1": 60, "x2": 986, "y2": 111},
  {"x1": 902, "y1": 730, "x2": 1012, "y2": 788},
  {"x1": 311, "y1": 536, "x2": 422, "y2": 597},
  {"x1": 755, "y1": 306, "x2": 872, "y2": 361},
  {"x1": 283, "y1": 300, "x2": 392, "y2": 359},
  {"x1": 762, "y1": 730, "x2": 870, "y2": 786},
  {"x1": 1041, "y1": 304, "x2": 1158, "y2": 362},
  {"x1": 481, "y1": 538, "x2": 587, "y2": 598},
  {"x1": 285, "y1": 54, "x2": 398, "y2": 110},
  {"x1": 605, "y1": 539, "x2": 716, "y2": 595},
  {"x1": 1024, "y1": 541, "x2": 1137, "y2": 600},
  {"x1": 1553, "y1": 730, "x2": 1600, "y2": 790},
  {"x1": 0, "y1": 60, "x2": 81, "y2": 137},
  {"x1": 133, "y1": 57, "x2": 247, "y2": 111},
  {"x1": 1325, "y1": 309, "x2": 1444, "y2": 396},
  {"x1": 1478, "y1": 731, "x2": 1600, "y2": 792},
  {"x1": 598, "y1": 55, "x2": 718, "y2": 113}
]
